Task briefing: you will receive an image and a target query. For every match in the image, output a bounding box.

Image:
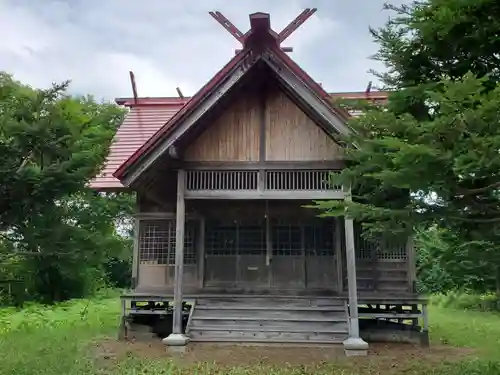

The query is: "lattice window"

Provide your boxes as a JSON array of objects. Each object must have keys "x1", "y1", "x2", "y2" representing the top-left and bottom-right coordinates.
[
  {"x1": 355, "y1": 225, "x2": 376, "y2": 260},
  {"x1": 376, "y1": 239, "x2": 407, "y2": 260},
  {"x1": 354, "y1": 222, "x2": 407, "y2": 260},
  {"x1": 265, "y1": 170, "x2": 340, "y2": 191},
  {"x1": 205, "y1": 219, "x2": 266, "y2": 256},
  {"x1": 138, "y1": 219, "x2": 197, "y2": 265},
  {"x1": 186, "y1": 170, "x2": 258, "y2": 190},
  {"x1": 304, "y1": 218, "x2": 335, "y2": 256},
  {"x1": 139, "y1": 220, "x2": 172, "y2": 265},
  {"x1": 205, "y1": 220, "x2": 238, "y2": 256},
  {"x1": 238, "y1": 220, "x2": 266, "y2": 256},
  {"x1": 271, "y1": 219, "x2": 302, "y2": 256}
]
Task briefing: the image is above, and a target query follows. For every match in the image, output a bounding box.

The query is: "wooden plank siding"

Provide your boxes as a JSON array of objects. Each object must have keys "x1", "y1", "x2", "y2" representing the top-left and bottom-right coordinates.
[
  {"x1": 183, "y1": 83, "x2": 343, "y2": 163},
  {"x1": 183, "y1": 91, "x2": 261, "y2": 162},
  {"x1": 265, "y1": 87, "x2": 343, "y2": 161}
]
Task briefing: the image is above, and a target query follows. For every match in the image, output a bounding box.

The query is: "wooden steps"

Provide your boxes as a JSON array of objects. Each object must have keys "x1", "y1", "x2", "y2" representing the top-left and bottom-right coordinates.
[{"x1": 187, "y1": 297, "x2": 349, "y2": 344}]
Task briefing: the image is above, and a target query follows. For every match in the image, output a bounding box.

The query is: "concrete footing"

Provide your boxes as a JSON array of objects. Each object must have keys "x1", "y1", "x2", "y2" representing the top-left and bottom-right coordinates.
[
  {"x1": 162, "y1": 333, "x2": 189, "y2": 346},
  {"x1": 343, "y1": 337, "x2": 369, "y2": 356}
]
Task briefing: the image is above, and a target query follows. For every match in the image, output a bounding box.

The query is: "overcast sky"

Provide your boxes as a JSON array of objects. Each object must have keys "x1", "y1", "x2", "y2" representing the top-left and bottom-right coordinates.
[{"x1": 1, "y1": 0, "x2": 404, "y2": 101}]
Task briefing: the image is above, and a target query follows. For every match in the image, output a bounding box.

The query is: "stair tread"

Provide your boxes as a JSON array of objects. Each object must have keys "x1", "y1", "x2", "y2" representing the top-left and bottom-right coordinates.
[
  {"x1": 190, "y1": 326, "x2": 348, "y2": 334},
  {"x1": 192, "y1": 316, "x2": 346, "y2": 322},
  {"x1": 196, "y1": 305, "x2": 344, "y2": 311},
  {"x1": 186, "y1": 298, "x2": 349, "y2": 344},
  {"x1": 190, "y1": 337, "x2": 346, "y2": 344}
]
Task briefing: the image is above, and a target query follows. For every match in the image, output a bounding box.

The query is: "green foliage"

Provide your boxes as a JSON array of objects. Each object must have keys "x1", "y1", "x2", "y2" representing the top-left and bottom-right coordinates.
[
  {"x1": 416, "y1": 227, "x2": 500, "y2": 294},
  {"x1": 430, "y1": 291, "x2": 500, "y2": 312},
  {"x1": 0, "y1": 72, "x2": 134, "y2": 304},
  {"x1": 314, "y1": 74, "x2": 500, "y2": 236},
  {"x1": 313, "y1": 0, "x2": 500, "y2": 293},
  {"x1": 1, "y1": 296, "x2": 500, "y2": 374},
  {"x1": 371, "y1": 0, "x2": 500, "y2": 89}
]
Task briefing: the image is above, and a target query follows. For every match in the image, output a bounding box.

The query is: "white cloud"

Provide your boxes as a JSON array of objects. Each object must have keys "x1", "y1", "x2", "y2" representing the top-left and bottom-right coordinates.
[{"x1": 0, "y1": 0, "x2": 398, "y2": 100}]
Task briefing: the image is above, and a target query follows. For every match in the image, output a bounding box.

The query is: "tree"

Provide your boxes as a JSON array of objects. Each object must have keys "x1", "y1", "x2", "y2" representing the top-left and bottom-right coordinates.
[
  {"x1": 0, "y1": 73, "x2": 133, "y2": 303},
  {"x1": 310, "y1": 0, "x2": 500, "y2": 292}
]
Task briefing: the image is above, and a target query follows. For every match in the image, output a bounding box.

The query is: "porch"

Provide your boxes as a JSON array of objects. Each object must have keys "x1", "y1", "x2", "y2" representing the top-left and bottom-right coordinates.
[
  {"x1": 127, "y1": 166, "x2": 421, "y2": 352},
  {"x1": 133, "y1": 201, "x2": 414, "y2": 297}
]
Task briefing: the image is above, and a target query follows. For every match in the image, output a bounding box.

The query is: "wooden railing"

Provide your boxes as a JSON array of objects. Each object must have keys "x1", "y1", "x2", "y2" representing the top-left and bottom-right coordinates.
[
  {"x1": 184, "y1": 169, "x2": 344, "y2": 200},
  {"x1": 185, "y1": 170, "x2": 259, "y2": 191}
]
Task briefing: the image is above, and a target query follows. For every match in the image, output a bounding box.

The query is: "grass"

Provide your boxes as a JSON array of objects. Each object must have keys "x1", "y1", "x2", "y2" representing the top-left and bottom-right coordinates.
[{"x1": 1, "y1": 295, "x2": 500, "y2": 374}]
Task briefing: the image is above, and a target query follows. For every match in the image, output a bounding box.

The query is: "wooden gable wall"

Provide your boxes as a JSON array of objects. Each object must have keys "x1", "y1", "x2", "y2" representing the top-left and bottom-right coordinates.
[
  {"x1": 183, "y1": 92, "x2": 261, "y2": 162},
  {"x1": 183, "y1": 83, "x2": 343, "y2": 163},
  {"x1": 265, "y1": 86, "x2": 343, "y2": 161}
]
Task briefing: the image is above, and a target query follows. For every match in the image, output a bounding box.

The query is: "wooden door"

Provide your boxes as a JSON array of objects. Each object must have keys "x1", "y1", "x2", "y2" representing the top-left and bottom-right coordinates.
[
  {"x1": 236, "y1": 219, "x2": 268, "y2": 289},
  {"x1": 269, "y1": 219, "x2": 306, "y2": 289},
  {"x1": 204, "y1": 219, "x2": 238, "y2": 287},
  {"x1": 203, "y1": 218, "x2": 268, "y2": 289},
  {"x1": 269, "y1": 218, "x2": 338, "y2": 291},
  {"x1": 304, "y1": 219, "x2": 337, "y2": 290}
]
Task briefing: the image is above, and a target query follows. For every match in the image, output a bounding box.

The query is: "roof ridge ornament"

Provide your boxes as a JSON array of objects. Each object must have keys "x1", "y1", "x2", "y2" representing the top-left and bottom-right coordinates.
[{"x1": 209, "y1": 9, "x2": 317, "y2": 54}]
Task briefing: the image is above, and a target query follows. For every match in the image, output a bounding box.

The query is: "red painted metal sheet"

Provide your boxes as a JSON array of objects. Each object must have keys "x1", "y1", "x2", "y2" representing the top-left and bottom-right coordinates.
[
  {"x1": 88, "y1": 104, "x2": 184, "y2": 190},
  {"x1": 113, "y1": 50, "x2": 250, "y2": 181},
  {"x1": 90, "y1": 90, "x2": 388, "y2": 190}
]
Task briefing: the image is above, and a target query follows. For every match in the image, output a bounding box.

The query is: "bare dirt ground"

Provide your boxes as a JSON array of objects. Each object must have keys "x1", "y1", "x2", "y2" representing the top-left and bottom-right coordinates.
[{"x1": 92, "y1": 337, "x2": 474, "y2": 372}]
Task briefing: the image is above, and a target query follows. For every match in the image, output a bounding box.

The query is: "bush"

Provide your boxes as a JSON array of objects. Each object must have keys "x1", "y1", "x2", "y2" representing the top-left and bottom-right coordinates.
[{"x1": 430, "y1": 291, "x2": 500, "y2": 312}]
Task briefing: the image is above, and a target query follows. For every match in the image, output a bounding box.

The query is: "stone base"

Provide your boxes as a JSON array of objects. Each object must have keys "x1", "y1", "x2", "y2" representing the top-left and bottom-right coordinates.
[
  {"x1": 162, "y1": 333, "x2": 189, "y2": 347},
  {"x1": 420, "y1": 330, "x2": 430, "y2": 347},
  {"x1": 167, "y1": 345, "x2": 187, "y2": 354},
  {"x1": 343, "y1": 337, "x2": 369, "y2": 357}
]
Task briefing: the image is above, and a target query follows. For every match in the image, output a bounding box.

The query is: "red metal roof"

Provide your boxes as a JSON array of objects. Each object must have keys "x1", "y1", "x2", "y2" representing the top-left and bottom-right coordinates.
[
  {"x1": 92, "y1": 11, "x2": 391, "y2": 190},
  {"x1": 113, "y1": 50, "x2": 251, "y2": 180},
  {"x1": 89, "y1": 90, "x2": 388, "y2": 190},
  {"x1": 89, "y1": 101, "x2": 186, "y2": 190}
]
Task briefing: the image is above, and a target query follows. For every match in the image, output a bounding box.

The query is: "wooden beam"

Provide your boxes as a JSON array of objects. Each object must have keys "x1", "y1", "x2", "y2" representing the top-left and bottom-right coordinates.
[
  {"x1": 181, "y1": 160, "x2": 346, "y2": 170},
  {"x1": 132, "y1": 217, "x2": 140, "y2": 288},
  {"x1": 343, "y1": 186, "x2": 363, "y2": 341},
  {"x1": 133, "y1": 212, "x2": 201, "y2": 220},
  {"x1": 172, "y1": 169, "x2": 186, "y2": 335},
  {"x1": 209, "y1": 11, "x2": 245, "y2": 43},
  {"x1": 184, "y1": 190, "x2": 345, "y2": 200},
  {"x1": 259, "y1": 79, "x2": 267, "y2": 163},
  {"x1": 129, "y1": 71, "x2": 138, "y2": 104},
  {"x1": 198, "y1": 217, "x2": 206, "y2": 289},
  {"x1": 168, "y1": 145, "x2": 180, "y2": 159},
  {"x1": 406, "y1": 236, "x2": 417, "y2": 293},
  {"x1": 335, "y1": 217, "x2": 344, "y2": 293},
  {"x1": 258, "y1": 78, "x2": 267, "y2": 191},
  {"x1": 235, "y1": 47, "x2": 293, "y2": 55},
  {"x1": 278, "y1": 8, "x2": 317, "y2": 44}
]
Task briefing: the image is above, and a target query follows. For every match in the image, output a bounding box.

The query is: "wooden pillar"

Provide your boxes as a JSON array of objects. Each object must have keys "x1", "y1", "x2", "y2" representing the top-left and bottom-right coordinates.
[
  {"x1": 131, "y1": 217, "x2": 140, "y2": 289},
  {"x1": 198, "y1": 217, "x2": 206, "y2": 289},
  {"x1": 335, "y1": 217, "x2": 343, "y2": 293},
  {"x1": 342, "y1": 186, "x2": 368, "y2": 356},
  {"x1": 163, "y1": 169, "x2": 189, "y2": 346},
  {"x1": 421, "y1": 302, "x2": 430, "y2": 347},
  {"x1": 406, "y1": 236, "x2": 417, "y2": 293}
]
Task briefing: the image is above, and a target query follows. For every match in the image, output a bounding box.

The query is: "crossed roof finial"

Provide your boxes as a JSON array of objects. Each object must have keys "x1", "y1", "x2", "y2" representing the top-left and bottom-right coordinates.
[{"x1": 209, "y1": 9, "x2": 317, "y2": 53}]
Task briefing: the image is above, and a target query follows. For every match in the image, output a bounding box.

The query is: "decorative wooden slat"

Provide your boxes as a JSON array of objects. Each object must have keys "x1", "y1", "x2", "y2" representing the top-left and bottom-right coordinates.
[
  {"x1": 185, "y1": 169, "x2": 341, "y2": 192},
  {"x1": 265, "y1": 170, "x2": 340, "y2": 191}
]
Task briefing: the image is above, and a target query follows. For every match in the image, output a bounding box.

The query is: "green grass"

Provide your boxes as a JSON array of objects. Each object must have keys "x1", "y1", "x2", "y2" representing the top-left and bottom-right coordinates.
[{"x1": 1, "y1": 296, "x2": 500, "y2": 374}]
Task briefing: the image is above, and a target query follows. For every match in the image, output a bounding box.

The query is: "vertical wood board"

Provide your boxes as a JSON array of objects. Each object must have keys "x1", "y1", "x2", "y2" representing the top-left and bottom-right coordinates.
[
  {"x1": 184, "y1": 92, "x2": 261, "y2": 162},
  {"x1": 265, "y1": 87, "x2": 343, "y2": 161}
]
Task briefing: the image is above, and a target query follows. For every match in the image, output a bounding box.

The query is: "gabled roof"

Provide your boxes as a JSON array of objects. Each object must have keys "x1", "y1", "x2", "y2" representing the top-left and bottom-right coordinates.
[
  {"x1": 89, "y1": 89, "x2": 388, "y2": 190},
  {"x1": 89, "y1": 11, "x2": 390, "y2": 190},
  {"x1": 112, "y1": 12, "x2": 357, "y2": 187}
]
